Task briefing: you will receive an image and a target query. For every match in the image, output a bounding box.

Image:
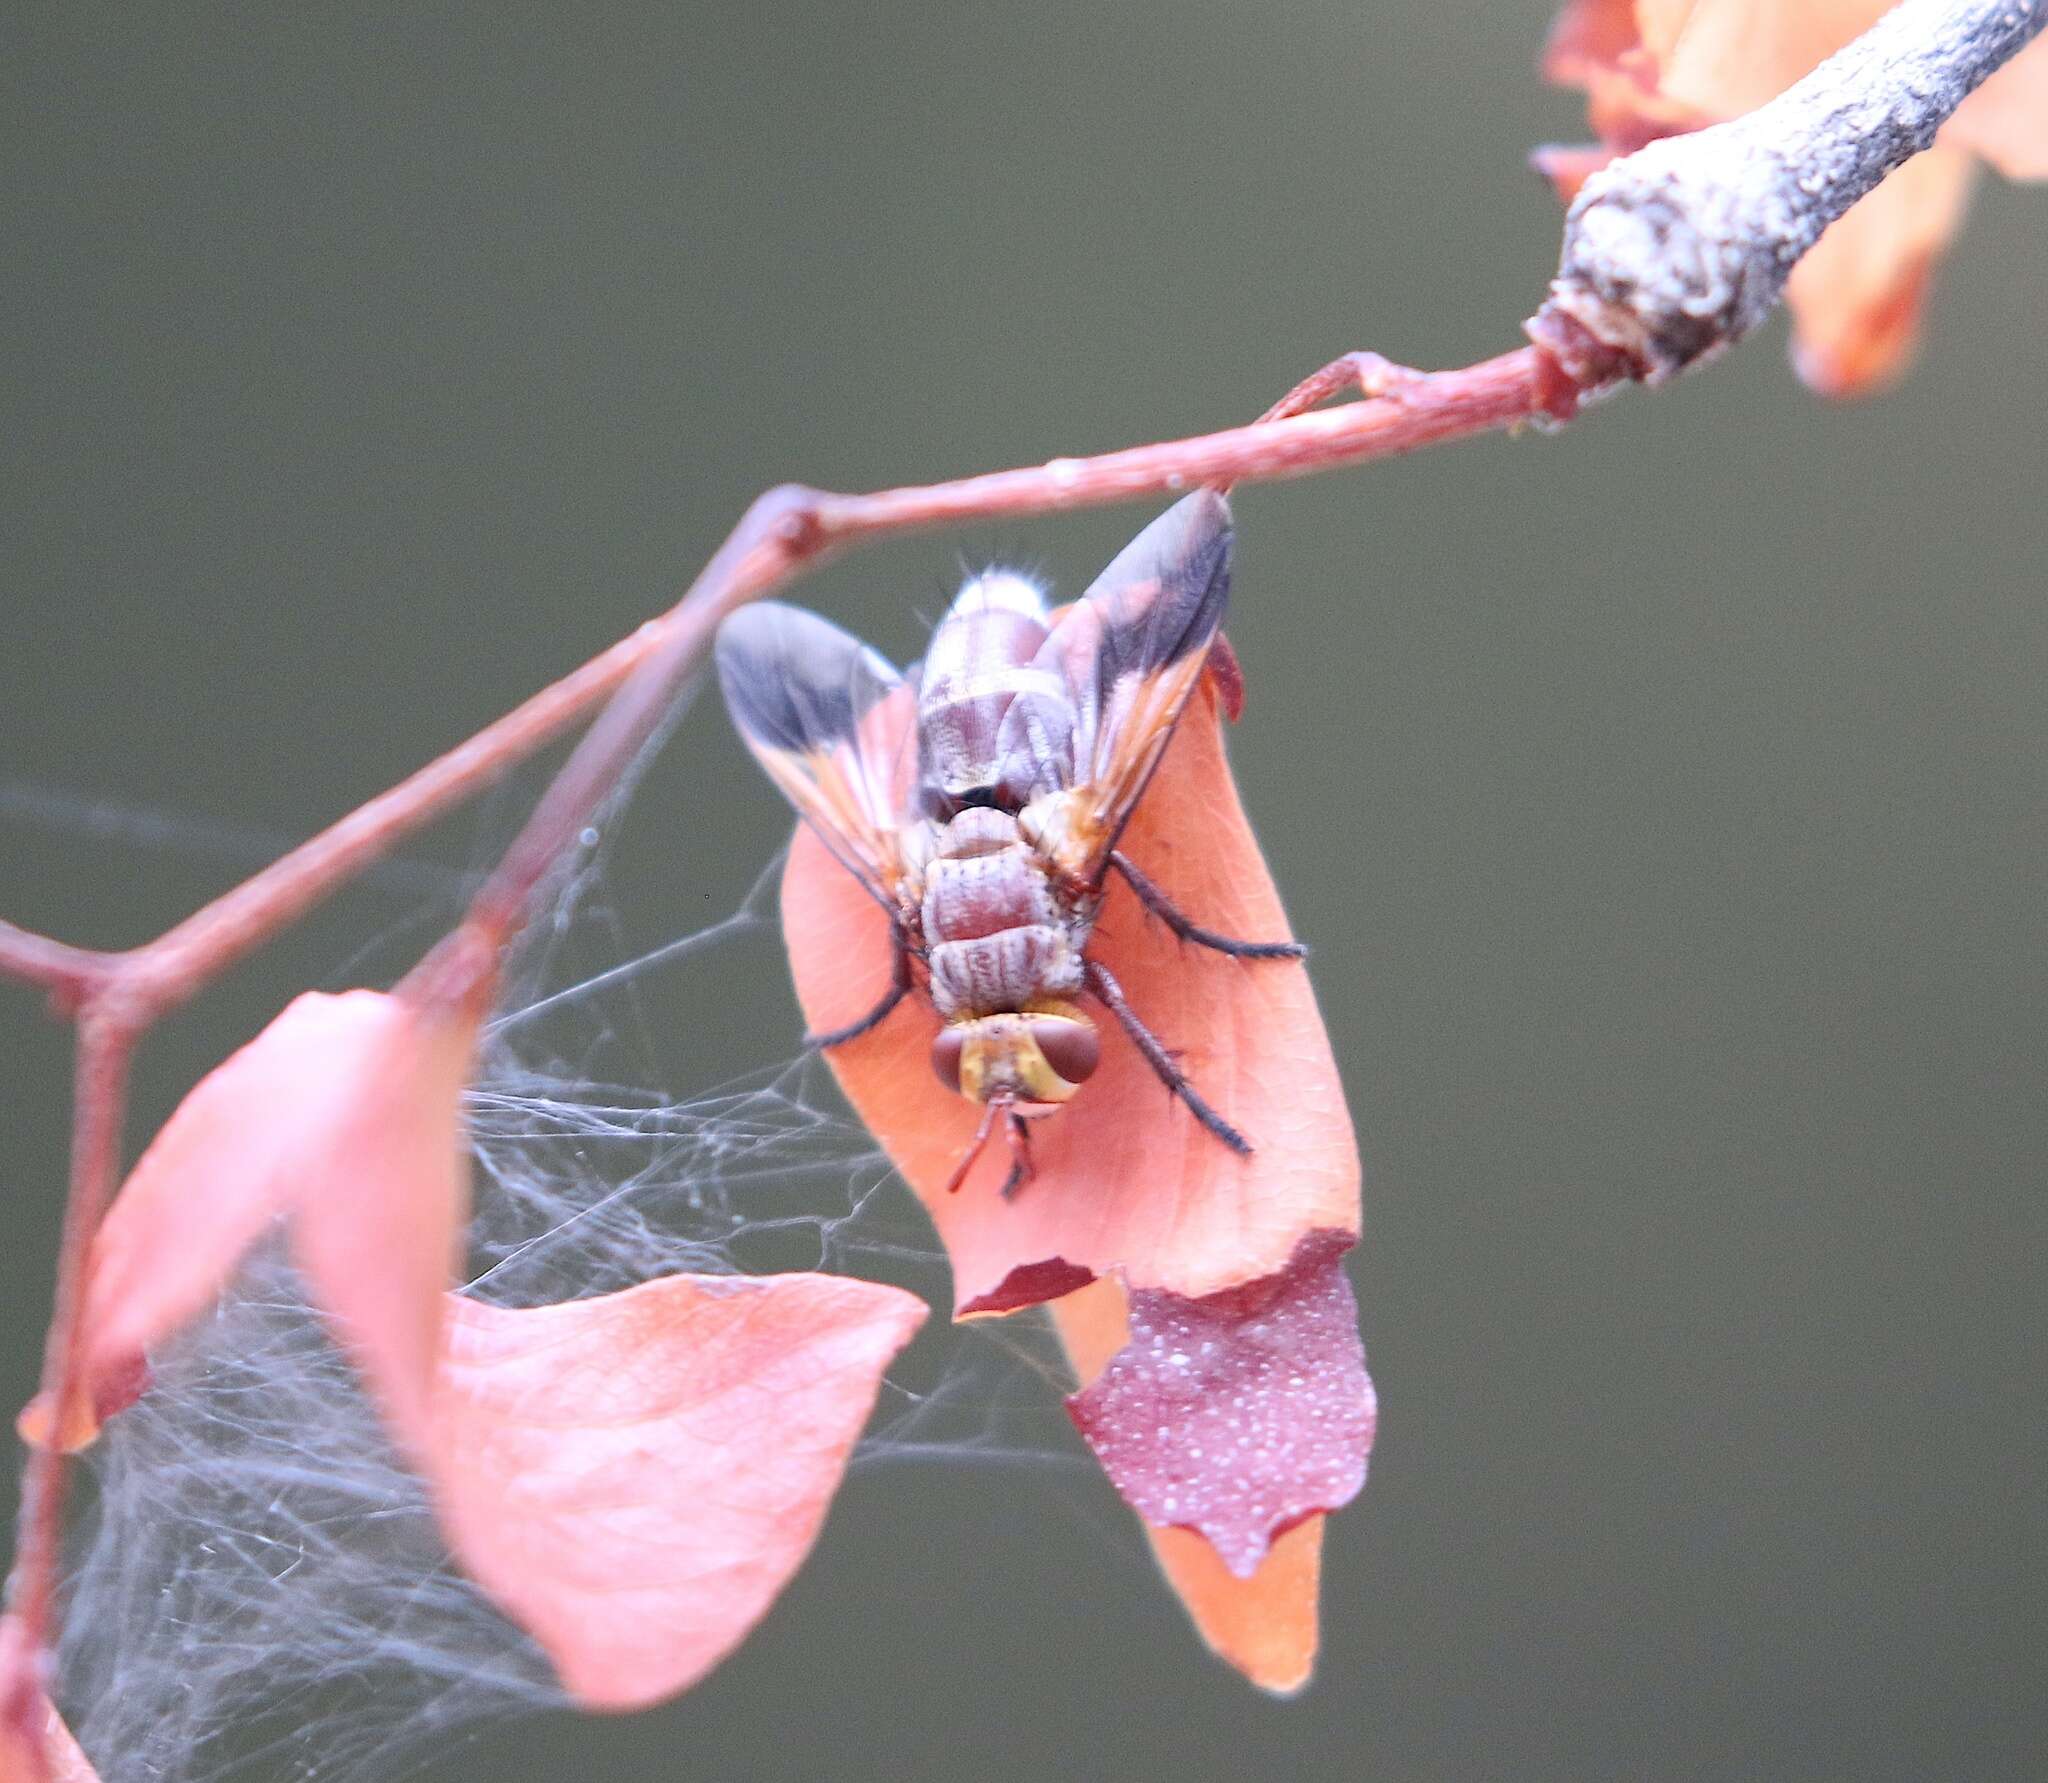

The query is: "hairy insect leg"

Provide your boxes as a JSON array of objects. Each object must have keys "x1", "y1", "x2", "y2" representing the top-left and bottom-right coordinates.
[
  {"x1": 1083, "y1": 958, "x2": 1251, "y2": 1156},
  {"x1": 1256, "y1": 350, "x2": 1427, "y2": 424},
  {"x1": 1109, "y1": 851, "x2": 1307, "y2": 960},
  {"x1": 804, "y1": 925, "x2": 914, "y2": 1048},
  {"x1": 998, "y1": 1113, "x2": 1036, "y2": 1201}
]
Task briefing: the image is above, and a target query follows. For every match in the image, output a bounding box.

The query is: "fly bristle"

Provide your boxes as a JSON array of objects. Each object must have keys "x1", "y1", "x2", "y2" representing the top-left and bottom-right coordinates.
[{"x1": 949, "y1": 569, "x2": 1050, "y2": 623}]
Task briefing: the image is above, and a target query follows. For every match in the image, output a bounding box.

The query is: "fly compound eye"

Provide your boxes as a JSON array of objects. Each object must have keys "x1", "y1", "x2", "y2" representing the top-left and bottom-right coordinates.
[
  {"x1": 930, "y1": 1027, "x2": 968, "y2": 1093},
  {"x1": 1027, "y1": 1015, "x2": 1099, "y2": 1088}
]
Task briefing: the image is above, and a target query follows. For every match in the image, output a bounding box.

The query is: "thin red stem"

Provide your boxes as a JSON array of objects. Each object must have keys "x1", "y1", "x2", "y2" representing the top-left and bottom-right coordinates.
[
  {"x1": 815, "y1": 347, "x2": 1552, "y2": 538},
  {"x1": 0, "y1": 340, "x2": 1575, "y2": 1030},
  {"x1": 426, "y1": 350, "x2": 1557, "y2": 981},
  {"x1": 0, "y1": 924, "x2": 110, "y2": 1012},
  {"x1": 2, "y1": 1007, "x2": 138, "y2": 1750}
]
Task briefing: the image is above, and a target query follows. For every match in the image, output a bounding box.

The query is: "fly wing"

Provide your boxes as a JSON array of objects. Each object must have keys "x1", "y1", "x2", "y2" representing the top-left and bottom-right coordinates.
[
  {"x1": 1032, "y1": 489, "x2": 1232, "y2": 881},
  {"x1": 716, "y1": 602, "x2": 917, "y2": 905}
]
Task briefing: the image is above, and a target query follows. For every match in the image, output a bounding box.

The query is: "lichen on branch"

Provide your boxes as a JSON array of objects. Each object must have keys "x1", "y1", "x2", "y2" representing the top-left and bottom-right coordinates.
[{"x1": 1535, "y1": 0, "x2": 2048, "y2": 381}]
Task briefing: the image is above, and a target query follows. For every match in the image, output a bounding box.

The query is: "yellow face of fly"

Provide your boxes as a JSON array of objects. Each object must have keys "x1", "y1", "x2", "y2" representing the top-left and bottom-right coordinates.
[
  {"x1": 942, "y1": 1004, "x2": 1100, "y2": 1109},
  {"x1": 956, "y1": 1019, "x2": 1072, "y2": 1107}
]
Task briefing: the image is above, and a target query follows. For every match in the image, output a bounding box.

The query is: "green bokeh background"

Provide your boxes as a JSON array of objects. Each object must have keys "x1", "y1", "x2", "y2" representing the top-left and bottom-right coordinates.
[{"x1": 4, "y1": 4, "x2": 2043, "y2": 1778}]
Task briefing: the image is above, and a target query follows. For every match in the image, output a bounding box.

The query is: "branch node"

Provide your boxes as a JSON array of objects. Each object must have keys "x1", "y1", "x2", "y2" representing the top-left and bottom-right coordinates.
[
  {"x1": 747, "y1": 482, "x2": 830, "y2": 562},
  {"x1": 1533, "y1": 0, "x2": 2047, "y2": 384},
  {"x1": 1521, "y1": 312, "x2": 1632, "y2": 416}
]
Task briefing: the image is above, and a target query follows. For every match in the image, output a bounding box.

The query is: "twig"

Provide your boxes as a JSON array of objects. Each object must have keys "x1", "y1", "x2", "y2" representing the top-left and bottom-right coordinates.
[
  {"x1": 3, "y1": 1010, "x2": 138, "y2": 1761},
  {"x1": 0, "y1": 925, "x2": 108, "y2": 1012},
  {"x1": 105, "y1": 345, "x2": 1579, "y2": 1026},
  {"x1": 1533, "y1": 0, "x2": 2048, "y2": 381}
]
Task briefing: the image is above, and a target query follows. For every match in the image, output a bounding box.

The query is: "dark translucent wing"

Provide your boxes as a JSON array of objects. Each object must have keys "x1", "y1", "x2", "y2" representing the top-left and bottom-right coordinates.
[
  {"x1": 1032, "y1": 490, "x2": 1232, "y2": 878},
  {"x1": 716, "y1": 602, "x2": 915, "y2": 903}
]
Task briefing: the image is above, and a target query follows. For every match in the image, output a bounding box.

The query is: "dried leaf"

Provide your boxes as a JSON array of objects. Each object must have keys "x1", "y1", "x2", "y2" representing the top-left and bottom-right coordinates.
[
  {"x1": 429, "y1": 1273, "x2": 925, "y2": 1708},
  {"x1": 780, "y1": 668, "x2": 1369, "y2": 1682},
  {"x1": 22, "y1": 985, "x2": 925, "y2": 1715},
  {"x1": 783, "y1": 675, "x2": 1359, "y2": 1317},
  {"x1": 1050, "y1": 1277, "x2": 1333, "y2": 1694},
  {"x1": 21, "y1": 990, "x2": 477, "y2": 1453}
]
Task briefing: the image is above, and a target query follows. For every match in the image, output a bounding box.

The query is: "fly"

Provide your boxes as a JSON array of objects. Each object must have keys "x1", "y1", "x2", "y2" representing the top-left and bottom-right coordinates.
[{"x1": 715, "y1": 490, "x2": 1304, "y2": 1197}]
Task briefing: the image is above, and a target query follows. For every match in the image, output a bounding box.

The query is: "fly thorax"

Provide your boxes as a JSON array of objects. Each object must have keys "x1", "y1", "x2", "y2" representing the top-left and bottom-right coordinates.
[
  {"x1": 931, "y1": 806, "x2": 1022, "y2": 859},
  {"x1": 916, "y1": 574, "x2": 1069, "y2": 813},
  {"x1": 1017, "y1": 789, "x2": 1095, "y2": 882},
  {"x1": 919, "y1": 667, "x2": 1076, "y2": 813}
]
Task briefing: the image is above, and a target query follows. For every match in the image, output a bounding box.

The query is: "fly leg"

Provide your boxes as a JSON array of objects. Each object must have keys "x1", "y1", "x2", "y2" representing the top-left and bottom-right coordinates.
[
  {"x1": 804, "y1": 921, "x2": 914, "y2": 1048},
  {"x1": 998, "y1": 1113, "x2": 1037, "y2": 1201},
  {"x1": 1254, "y1": 351, "x2": 1426, "y2": 425},
  {"x1": 943, "y1": 1098, "x2": 1003, "y2": 1196},
  {"x1": 1109, "y1": 851, "x2": 1307, "y2": 961},
  {"x1": 1083, "y1": 958, "x2": 1251, "y2": 1156}
]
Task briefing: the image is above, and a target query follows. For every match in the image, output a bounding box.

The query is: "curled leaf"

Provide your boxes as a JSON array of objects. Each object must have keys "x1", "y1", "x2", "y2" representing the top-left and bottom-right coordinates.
[{"x1": 22, "y1": 989, "x2": 478, "y2": 1455}]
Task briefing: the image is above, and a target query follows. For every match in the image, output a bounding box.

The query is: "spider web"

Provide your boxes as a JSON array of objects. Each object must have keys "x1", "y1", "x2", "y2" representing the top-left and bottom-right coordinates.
[{"x1": 32, "y1": 708, "x2": 1089, "y2": 1783}]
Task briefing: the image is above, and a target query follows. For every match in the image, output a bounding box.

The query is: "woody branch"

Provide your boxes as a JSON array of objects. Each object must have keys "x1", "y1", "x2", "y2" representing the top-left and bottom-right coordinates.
[
  {"x1": 1534, "y1": 0, "x2": 2048, "y2": 380},
  {"x1": 2, "y1": 0, "x2": 2043, "y2": 1763},
  {"x1": 7, "y1": 1, "x2": 2044, "y2": 1027}
]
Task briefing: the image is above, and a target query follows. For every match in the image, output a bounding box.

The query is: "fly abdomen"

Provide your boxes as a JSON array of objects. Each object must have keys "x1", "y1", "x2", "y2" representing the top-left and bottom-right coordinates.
[
  {"x1": 921, "y1": 812, "x2": 1083, "y2": 1016},
  {"x1": 917, "y1": 571, "x2": 1074, "y2": 814},
  {"x1": 922, "y1": 848, "x2": 1057, "y2": 944},
  {"x1": 928, "y1": 925, "x2": 1082, "y2": 1017}
]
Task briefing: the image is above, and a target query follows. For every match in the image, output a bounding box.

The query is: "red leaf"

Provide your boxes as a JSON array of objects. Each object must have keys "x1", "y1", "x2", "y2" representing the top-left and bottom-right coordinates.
[
  {"x1": 428, "y1": 1273, "x2": 924, "y2": 1708},
  {"x1": 779, "y1": 653, "x2": 1368, "y2": 1684},
  {"x1": 22, "y1": 986, "x2": 926, "y2": 1713},
  {"x1": 0, "y1": 1621, "x2": 99, "y2": 1783},
  {"x1": 1066, "y1": 1230, "x2": 1375, "y2": 1579},
  {"x1": 22, "y1": 989, "x2": 476, "y2": 1455},
  {"x1": 782, "y1": 673, "x2": 1360, "y2": 1317}
]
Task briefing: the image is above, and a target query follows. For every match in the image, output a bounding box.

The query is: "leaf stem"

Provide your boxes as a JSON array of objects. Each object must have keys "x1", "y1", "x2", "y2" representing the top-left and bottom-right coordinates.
[{"x1": 2, "y1": 1008, "x2": 139, "y2": 1764}]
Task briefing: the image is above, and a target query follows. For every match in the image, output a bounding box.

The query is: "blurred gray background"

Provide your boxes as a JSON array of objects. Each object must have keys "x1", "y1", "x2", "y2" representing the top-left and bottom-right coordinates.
[{"x1": 3, "y1": 3, "x2": 2043, "y2": 1779}]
